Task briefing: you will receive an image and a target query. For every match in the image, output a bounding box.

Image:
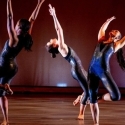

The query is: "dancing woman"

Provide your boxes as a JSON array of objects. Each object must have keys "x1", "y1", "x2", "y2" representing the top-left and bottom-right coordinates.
[
  {"x1": 46, "y1": 4, "x2": 89, "y2": 120},
  {"x1": 88, "y1": 16, "x2": 125, "y2": 125},
  {"x1": 0, "y1": 0, "x2": 45, "y2": 124}
]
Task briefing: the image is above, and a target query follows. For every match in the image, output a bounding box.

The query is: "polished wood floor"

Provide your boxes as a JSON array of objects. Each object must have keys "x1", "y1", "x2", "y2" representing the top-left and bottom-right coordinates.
[{"x1": 1, "y1": 94, "x2": 125, "y2": 125}]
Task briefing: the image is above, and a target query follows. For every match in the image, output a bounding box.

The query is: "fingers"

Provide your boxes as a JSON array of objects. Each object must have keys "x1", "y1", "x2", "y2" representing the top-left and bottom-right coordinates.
[
  {"x1": 48, "y1": 4, "x2": 52, "y2": 9},
  {"x1": 49, "y1": 4, "x2": 55, "y2": 15},
  {"x1": 107, "y1": 16, "x2": 116, "y2": 22},
  {"x1": 53, "y1": 7, "x2": 55, "y2": 11},
  {"x1": 49, "y1": 4, "x2": 55, "y2": 11},
  {"x1": 111, "y1": 16, "x2": 116, "y2": 20}
]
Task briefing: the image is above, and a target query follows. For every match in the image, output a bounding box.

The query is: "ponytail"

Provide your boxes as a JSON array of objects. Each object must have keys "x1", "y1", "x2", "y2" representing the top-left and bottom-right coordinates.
[
  {"x1": 45, "y1": 44, "x2": 59, "y2": 58},
  {"x1": 24, "y1": 33, "x2": 33, "y2": 51}
]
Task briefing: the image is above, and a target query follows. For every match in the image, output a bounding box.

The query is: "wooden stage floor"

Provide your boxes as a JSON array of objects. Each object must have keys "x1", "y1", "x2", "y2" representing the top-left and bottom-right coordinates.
[{"x1": 1, "y1": 93, "x2": 125, "y2": 125}]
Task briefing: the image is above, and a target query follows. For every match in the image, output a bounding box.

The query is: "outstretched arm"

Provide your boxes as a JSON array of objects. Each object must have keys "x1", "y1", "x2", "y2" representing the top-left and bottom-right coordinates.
[
  {"x1": 49, "y1": 4, "x2": 68, "y2": 57},
  {"x1": 98, "y1": 16, "x2": 116, "y2": 42},
  {"x1": 7, "y1": 0, "x2": 18, "y2": 47},
  {"x1": 28, "y1": 0, "x2": 45, "y2": 34}
]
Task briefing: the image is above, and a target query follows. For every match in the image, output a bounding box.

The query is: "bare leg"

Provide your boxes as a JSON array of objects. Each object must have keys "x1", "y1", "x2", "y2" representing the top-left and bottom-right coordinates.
[
  {"x1": 102, "y1": 93, "x2": 112, "y2": 101},
  {"x1": 0, "y1": 96, "x2": 9, "y2": 125},
  {"x1": 77, "y1": 104, "x2": 87, "y2": 120},
  {"x1": 90, "y1": 103, "x2": 99, "y2": 125}
]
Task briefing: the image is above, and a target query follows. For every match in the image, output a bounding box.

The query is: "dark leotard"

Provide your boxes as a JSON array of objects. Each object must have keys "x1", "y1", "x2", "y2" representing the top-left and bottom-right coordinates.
[
  {"x1": 65, "y1": 47, "x2": 89, "y2": 104},
  {"x1": 0, "y1": 37, "x2": 25, "y2": 96},
  {"x1": 88, "y1": 42, "x2": 121, "y2": 103}
]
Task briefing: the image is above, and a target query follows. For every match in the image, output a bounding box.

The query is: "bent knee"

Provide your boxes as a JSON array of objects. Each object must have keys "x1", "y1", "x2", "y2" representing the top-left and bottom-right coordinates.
[{"x1": 111, "y1": 93, "x2": 121, "y2": 101}]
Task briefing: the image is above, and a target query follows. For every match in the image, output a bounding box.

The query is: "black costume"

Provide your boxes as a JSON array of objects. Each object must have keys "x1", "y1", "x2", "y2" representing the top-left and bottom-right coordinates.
[
  {"x1": 88, "y1": 42, "x2": 121, "y2": 103},
  {"x1": 0, "y1": 37, "x2": 25, "y2": 96},
  {"x1": 65, "y1": 47, "x2": 89, "y2": 104}
]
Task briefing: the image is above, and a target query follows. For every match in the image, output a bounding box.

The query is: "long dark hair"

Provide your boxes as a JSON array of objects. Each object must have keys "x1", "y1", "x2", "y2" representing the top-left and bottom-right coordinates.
[
  {"x1": 18, "y1": 19, "x2": 33, "y2": 51},
  {"x1": 115, "y1": 31, "x2": 125, "y2": 70},
  {"x1": 23, "y1": 33, "x2": 33, "y2": 51},
  {"x1": 116, "y1": 48, "x2": 125, "y2": 70},
  {"x1": 45, "y1": 44, "x2": 59, "y2": 58}
]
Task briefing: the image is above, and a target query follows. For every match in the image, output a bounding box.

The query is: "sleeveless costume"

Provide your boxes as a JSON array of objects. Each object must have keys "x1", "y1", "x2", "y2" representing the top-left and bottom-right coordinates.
[
  {"x1": 88, "y1": 42, "x2": 121, "y2": 103},
  {"x1": 0, "y1": 36, "x2": 25, "y2": 96},
  {"x1": 65, "y1": 47, "x2": 89, "y2": 104}
]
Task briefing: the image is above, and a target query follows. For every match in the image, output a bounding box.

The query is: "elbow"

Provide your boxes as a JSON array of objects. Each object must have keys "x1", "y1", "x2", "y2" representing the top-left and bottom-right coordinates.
[
  {"x1": 56, "y1": 25, "x2": 63, "y2": 33},
  {"x1": 7, "y1": 14, "x2": 13, "y2": 20}
]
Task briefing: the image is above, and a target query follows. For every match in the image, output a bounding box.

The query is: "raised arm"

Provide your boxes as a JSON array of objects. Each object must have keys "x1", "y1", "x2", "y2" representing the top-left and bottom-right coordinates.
[
  {"x1": 28, "y1": 0, "x2": 45, "y2": 34},
  {"x1": 7, "y1": 0, "x2": 18, "y2": 47},
  {"x1": 98, "y1": 16, "x2": 116, "y2": 42},
  {"x1": 49, "y1": 4, "x2": 68, "y2": 56}
]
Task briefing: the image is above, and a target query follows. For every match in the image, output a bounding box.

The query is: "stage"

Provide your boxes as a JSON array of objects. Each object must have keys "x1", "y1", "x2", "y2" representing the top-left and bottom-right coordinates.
[{"x1": 1, "y1": 93, "x2": 125, "y2": 125}]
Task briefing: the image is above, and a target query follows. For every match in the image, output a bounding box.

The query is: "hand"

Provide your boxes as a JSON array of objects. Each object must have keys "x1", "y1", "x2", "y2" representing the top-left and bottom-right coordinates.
[
  {"x1": 38, "y1": 0, "x2": 45, "y2": 4},
  {"x1": 49, "y1": 4, "x2": 56, "y2": 16},
  {"x1": 107, "y1": 16, "x2": 116, "y2": 22}
]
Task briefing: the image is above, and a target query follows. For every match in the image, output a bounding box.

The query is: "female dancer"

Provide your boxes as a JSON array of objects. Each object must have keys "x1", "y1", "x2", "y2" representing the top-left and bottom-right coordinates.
[
  {"x1": 0, "y1": 0, "x2": 45, "y2": 124},
  {"x1": 88, "y1": 16, "x2": 125, "y2": 125},
  {"x1": 46, "y1": 4, "x2": 89, "y2": 120}
]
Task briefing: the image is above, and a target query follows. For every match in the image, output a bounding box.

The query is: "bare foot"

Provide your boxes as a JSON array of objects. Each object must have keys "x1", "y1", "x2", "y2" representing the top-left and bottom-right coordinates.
[
  {"x1": 4, "y1": 84, "x2": 13, "y2": 95},
  {"x1": 73, "y1": 95, "x2": 81, "y2": 106},
  {"x1": 1, "y1": 120, "x2": 9, "y2": 125},
  {"x1": 76, "y1": 114, "x2": 84, "y2": 120}
]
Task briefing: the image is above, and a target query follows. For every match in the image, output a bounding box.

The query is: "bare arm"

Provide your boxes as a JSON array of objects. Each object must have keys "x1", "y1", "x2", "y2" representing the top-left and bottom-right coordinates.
[
  {"x1": 7, "y1": 0, "x2": 18, "y2": 47},
  {"x1": 98, "y1": 16, "x2": 116, "y2": 42},
  {"x1": 28, "y1": 0, "x2": 45, "y2": 34},
  {"x1": 49, "y1": 4, "x2": 68, "y2": 57}
]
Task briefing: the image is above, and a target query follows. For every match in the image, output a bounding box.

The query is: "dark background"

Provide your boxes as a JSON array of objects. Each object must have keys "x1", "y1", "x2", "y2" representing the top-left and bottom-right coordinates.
[{"x1": 0, "y1": 0, "x2": 125, "y2": 89}]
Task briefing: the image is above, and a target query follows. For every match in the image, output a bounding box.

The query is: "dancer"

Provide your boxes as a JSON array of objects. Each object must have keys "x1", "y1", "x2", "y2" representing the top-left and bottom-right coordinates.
[
  {"x1": 0, "y1": 0, "x2": 45, "y2": 124},
  {"x1": 46, "y1": 4, "x2": 89, "y2": 120},
  {"x1": 88, "y1": 16, "x2": 125, "y2": 125}
]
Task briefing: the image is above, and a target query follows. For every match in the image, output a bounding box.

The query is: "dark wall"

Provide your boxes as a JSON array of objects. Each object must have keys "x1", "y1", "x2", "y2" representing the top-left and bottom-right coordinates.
[{"x1": 0, "y1": 0, "x2": 125, "y2": 87}]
